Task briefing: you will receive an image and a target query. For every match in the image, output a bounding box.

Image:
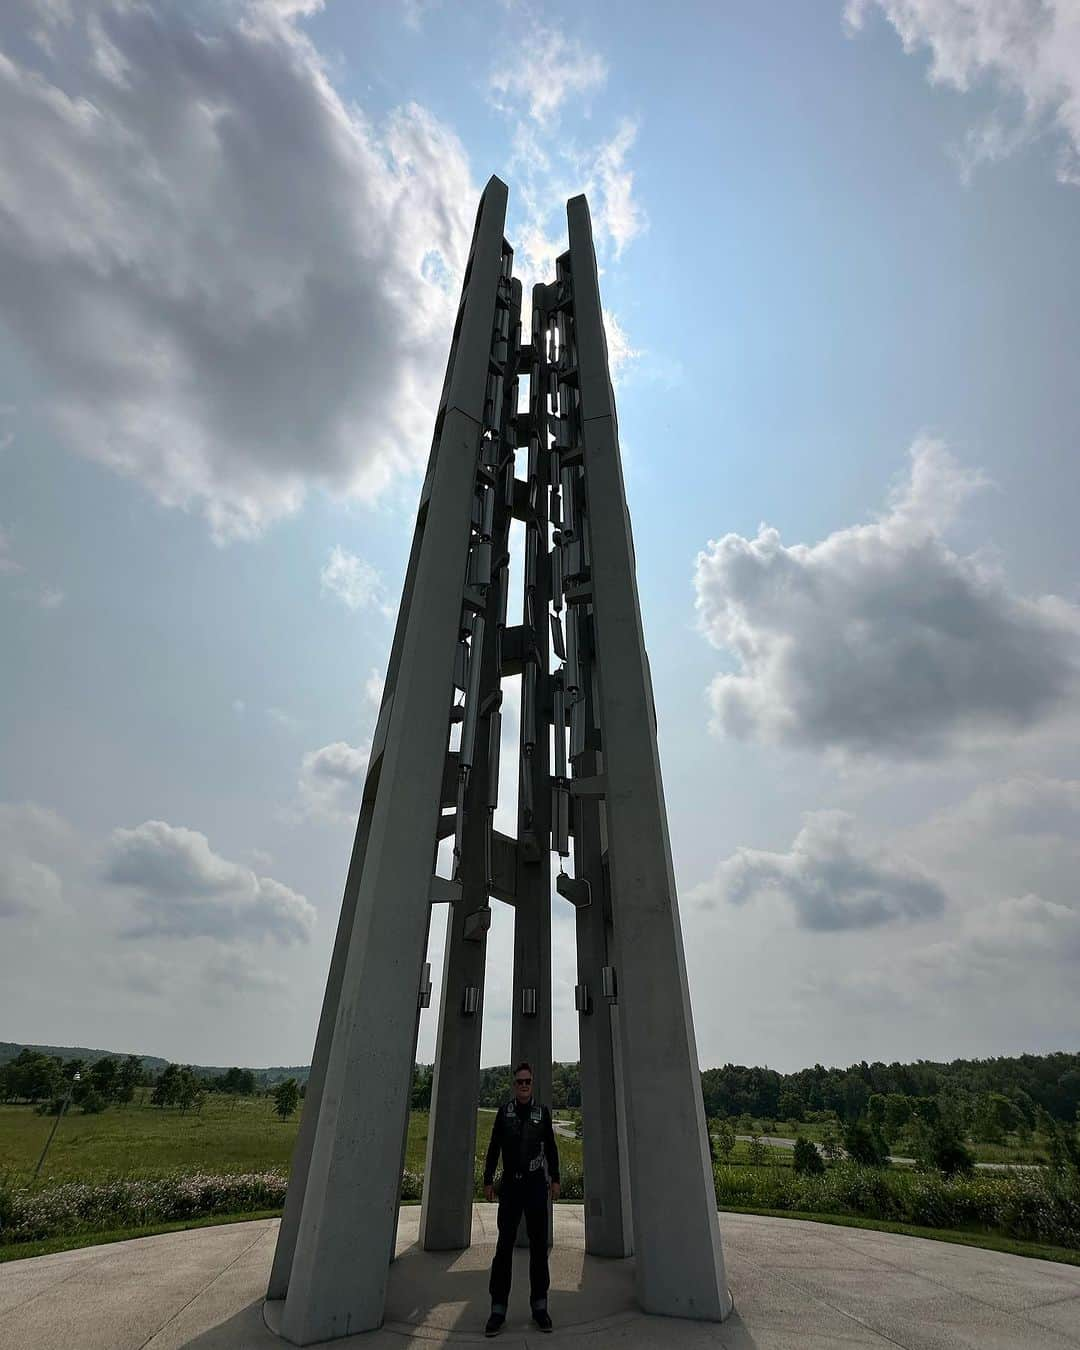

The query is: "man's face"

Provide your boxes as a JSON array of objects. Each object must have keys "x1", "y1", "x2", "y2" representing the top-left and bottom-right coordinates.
[{"x1": 513, "y1": 1069, "x2": 532, "y2": 1103}]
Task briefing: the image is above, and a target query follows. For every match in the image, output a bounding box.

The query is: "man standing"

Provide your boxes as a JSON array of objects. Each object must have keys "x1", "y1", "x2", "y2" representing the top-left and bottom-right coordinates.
[{"x1": 483, "y1": 1061, "x2": 561, "y2": 1336}]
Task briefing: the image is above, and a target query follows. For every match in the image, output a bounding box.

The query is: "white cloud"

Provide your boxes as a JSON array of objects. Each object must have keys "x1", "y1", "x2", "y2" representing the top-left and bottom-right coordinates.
[
  {"x1": 364, "y1": 666, "x2": 385, "y2": 710},
  {"x1": 590, "y1": 118, "x2": 645, "y2": 259},
  {"x1": 691, "y1": 809, "x2": 948, "y2": 931},
  {"x1": 601, "y1": 308, "x2": 640, "y2": 386},
  {"x1": 694, "y1": 439, "x2": 1080, "y2": 757},
  {"x1": 846, "y1": 0, "x2": 1080, "y2": 185},
  {"x1": 320, "y1": 546, "x2": 386, "y2": 613},
  {"x1": 0, "y1": 803, "x2": 73, "y2": 918},
  {"x1": 105, "y1": 819, "x2": 316, "y2": 943},
  {"x1": 297, "y1": 739, "x2": 370, "y2": 823},
  {"x1": 489, "y1": 28, "x2": 607, "y2": 128},
  {"x1": 39, "y1": 585, "x2": 64, "y2": 609},
  {"x1": 0, "y1": 0, "x2": 478, "y2": 541}
]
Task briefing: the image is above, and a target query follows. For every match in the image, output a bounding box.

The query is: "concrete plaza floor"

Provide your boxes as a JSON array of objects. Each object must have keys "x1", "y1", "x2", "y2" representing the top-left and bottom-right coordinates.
[{"x1": 2, "y1": 1204, "x2": 1079, "y2": 1349}]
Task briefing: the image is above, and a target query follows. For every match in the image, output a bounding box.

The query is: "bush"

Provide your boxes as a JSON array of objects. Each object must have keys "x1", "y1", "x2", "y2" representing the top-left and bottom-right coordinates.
[
  {"x1": 80, "y1": 1089, "x2": 107, "y2": 1115},
  {"x1": 0, "y1": 1168, "x2": 430, "y2": 1248},
  {"x1": 712, "y1": 1161, "x2": 1080, "y2": 1250},
  {"x1": 793, "y1": 1137, "x2": 825, "y2": 1176},
  {"x1": 844, "y1": 1121, "x2": 889, "y2": 1167}
]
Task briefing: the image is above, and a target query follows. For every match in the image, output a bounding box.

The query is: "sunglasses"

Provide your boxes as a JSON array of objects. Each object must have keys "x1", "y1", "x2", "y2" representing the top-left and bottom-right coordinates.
[{"x1": 514, "y1": 1077, "x2": 532, "y2": 1085}]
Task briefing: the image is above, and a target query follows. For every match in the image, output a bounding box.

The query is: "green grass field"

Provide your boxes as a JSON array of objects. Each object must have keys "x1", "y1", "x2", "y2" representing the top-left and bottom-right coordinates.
[{"x1": 0, "y1": 1099, "x2": 583, "y2": 1186}]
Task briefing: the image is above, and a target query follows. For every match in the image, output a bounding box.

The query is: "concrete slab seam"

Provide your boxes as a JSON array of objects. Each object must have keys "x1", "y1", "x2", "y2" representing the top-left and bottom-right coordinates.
[
  {"x1": 137, "y1": 1226, "x2": 270, "y2": 1350},
  {"x1": 0, "y1": 1242, "x2": 119, "y2": 1323},
  {"x1": 821, "y1": 1227, "x2": 1080, "y2": 1318}
]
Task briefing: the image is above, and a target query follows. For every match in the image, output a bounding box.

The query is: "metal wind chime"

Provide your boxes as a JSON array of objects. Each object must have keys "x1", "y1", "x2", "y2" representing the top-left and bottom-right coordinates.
[{"x1": 265, "y1": 178, "x2": 730, "y2": 1346}]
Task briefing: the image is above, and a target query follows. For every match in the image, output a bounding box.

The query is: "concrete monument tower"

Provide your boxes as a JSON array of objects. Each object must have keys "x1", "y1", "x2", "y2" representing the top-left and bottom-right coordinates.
[{"x1": 267, "y1": 177, "x2": 732, "y2": 1344}]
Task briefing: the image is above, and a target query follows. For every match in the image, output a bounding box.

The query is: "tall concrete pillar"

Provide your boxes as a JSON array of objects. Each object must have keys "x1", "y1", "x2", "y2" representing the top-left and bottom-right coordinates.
[
  {"x1": 420, "y1": 268, "x2": 520, "y2": 1252},
  {"x1": 268, "y1": 178, "x2": 731, "y2": 1345},
  {"x1": 272, "y1": 178, "x2": 511, "y2": 1344},
  {"x1": 564, "y1": 195, "x2": 732, "y2": 1320}
]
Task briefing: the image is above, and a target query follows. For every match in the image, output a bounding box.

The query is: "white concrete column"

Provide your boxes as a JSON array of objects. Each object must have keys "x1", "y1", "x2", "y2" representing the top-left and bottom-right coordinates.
[{"x1": 565, "y1": 195, "x2": 732, "y2": 1321}]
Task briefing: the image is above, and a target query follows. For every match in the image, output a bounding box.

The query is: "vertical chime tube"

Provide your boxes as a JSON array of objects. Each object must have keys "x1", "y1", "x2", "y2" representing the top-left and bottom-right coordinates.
[
  {"x1": 486, "y1": 710, "x2": 502, "y2": 811},
  {"x1": 553, "y1": 682, "x2": 567, "y2": 780},
  {"x1": 523, "y1": 658, "x2": 537, "y2": 753},
  {"x1": 565, "y1": 607, "x2": 580, "y2": 697},
  {"x1": 561, "y1": 465, "x2": 577, "y2": 538},
  {"x1": 459, "y1": 616, "x2": 486, "y2": 771}
]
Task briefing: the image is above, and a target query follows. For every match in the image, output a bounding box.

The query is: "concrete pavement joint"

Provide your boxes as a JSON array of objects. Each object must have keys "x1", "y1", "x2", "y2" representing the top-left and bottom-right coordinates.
[{"x1": 136, "y1": 1225, "x2": 270, "y2": 1350}]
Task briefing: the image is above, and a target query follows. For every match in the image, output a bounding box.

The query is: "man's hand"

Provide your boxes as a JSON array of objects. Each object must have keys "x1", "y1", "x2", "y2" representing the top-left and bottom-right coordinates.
[
  {"x1": 484, "y1": 1183, "x2": 495, "y2": 1202},
  {"x1": 550, "y1": 1181, "x2": 561, "y2": 1201}
]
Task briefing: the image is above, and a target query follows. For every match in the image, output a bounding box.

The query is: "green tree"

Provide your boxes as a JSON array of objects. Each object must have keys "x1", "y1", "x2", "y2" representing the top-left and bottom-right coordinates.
[
  {"x1": 89, "y1": 1057, "x2": 119, "y2": 1102},
  {"x1": 820, "y1": 1121, "x2": 844, "y2": 1163},
  {"x1": 912, "y1": 1119, "x2": 975, "y2": 1176},
  {"x1": 275, "y1": 1078, "x2": 300, "y2": 1121},
  {"x1": 793, "y1": 1136, "x2": 825, "y2": 1176},
  {"x1": 843, "y1": 1121, "x2": 889, "y2": 1167},
  {"x1": 80, "y1": 1087, "x2": 107, "y2": 1114},
  {"x1": 714, "y1": 1119, "x2": 736, "y2": 1163},
  {"x1": 410, "y1": 1064, "x2": 433, "y2": 1110},
  {"x1": 746, "y1": 1134, "x2": 769, "y2": 1167},
  {"x1": 115, "y1": 1055, "x2": 142, "y2": 1104},
  {"x1": 152, "y1": 1063, "x2": 182, "y2": 1108}
]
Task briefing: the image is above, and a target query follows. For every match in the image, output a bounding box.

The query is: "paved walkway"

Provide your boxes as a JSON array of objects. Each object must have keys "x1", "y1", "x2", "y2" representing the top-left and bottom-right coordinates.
[{"x1": 2, "y1": 1205, "x2": 1079, "y2": 1348}]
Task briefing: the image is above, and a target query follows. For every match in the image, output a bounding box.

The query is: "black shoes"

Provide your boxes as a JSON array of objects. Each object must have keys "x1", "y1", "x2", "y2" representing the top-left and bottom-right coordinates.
[{"x1": 485, "y1": 1307, "x2": 552, "y2": 1335}]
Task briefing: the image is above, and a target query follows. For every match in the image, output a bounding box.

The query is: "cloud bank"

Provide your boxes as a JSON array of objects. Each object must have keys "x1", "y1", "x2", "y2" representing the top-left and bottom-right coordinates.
[
  {"x1": 694, "y1": 439, "x2": 1079, "y2": 757},
  {"x1": 692, "y1": 809, "x2": 948, "y2": 931},
  {"x1": 847, "y1": 0, "x2": 1080, "y2": 184},
  {"x1": 106, "y1": 819, "x2": 315, "y2": 942},
  {"x1": 0, "y1": 0, "x2": 477, "y2": 540}
]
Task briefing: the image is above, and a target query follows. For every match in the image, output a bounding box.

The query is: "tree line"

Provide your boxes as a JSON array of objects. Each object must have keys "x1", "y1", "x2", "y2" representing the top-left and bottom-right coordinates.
[
  {"x1": 407, "y1": 1051, "x2": 1080, "y2": 1128},
  {"x1": 7, "y1": 1046, "x2": 1078, "y2": 1131}
]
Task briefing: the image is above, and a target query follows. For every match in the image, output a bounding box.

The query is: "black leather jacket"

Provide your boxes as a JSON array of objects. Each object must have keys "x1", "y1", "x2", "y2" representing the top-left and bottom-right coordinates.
[{"x1": 483, "y1": 1098, "x2": 560, "y2": 1186}]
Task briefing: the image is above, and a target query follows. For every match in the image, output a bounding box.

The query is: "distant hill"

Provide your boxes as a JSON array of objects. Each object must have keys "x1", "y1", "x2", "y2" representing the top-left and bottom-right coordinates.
[{"x1": 0, "y1": 1041, "x2": 310, "y2": 1087}]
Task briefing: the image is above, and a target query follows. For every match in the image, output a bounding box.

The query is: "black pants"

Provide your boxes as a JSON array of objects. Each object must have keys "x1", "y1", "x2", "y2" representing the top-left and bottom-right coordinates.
[{"x1": 488, "y1": 1175, "x2": 549, "y2": 1311}]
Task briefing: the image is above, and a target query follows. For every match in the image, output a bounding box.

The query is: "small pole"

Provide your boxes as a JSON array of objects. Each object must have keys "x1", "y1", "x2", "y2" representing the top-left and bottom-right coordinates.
[{"x1": 33, "y1": 1071, "x2": 80, "y2": 1182}]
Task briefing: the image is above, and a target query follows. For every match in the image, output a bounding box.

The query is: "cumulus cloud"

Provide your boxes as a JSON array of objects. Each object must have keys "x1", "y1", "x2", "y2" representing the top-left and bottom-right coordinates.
[
  {"x1": 105, "y1": 819, "x2": 315, "y2": 942},
  {"x1": 691, "y1": 810, "x2": 948, "y2": 930},
  {"x1": 319, "y1": 546, "x2": 387, "y2": 613},
  {"x1": 364, "y1": 666, "x2": 385, "y2": 710},
  {"x1": 297, "y1": 739, "x2": 370, "y2": 823},
  {"x1": 0, "y1": 0, "x2": 478, "y2": 540},
  {"x1": 694, "y1": 439, "x2": 1080, "y2": 757},
  {"x1": 846, "y1": 0, "x2": 1080, "y2": 184},
  {"x1": 490, "y1": 41, "x2": 646, "y2": 378},
  {"x1": 489, "y1": 28, "x2": 607, "y2": 128}
]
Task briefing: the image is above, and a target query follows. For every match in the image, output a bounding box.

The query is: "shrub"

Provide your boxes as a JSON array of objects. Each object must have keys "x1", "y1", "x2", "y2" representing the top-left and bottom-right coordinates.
[
  {"x1": 793, "y1": 1137, "x2": 825, "y2": 1176},
  {"x1": 712, "y1": 1161, "x2": 1080, "y2": 1250},
  {"x1": 80, "y1": 1089, "x2": 107, "y2": 1115},
  {"x1": 844, "y1": 1121, "x2": 889, "y2": 1167},
  {"x1": 0, "y1": 1168, "x2": 430, "y2": 1247}
]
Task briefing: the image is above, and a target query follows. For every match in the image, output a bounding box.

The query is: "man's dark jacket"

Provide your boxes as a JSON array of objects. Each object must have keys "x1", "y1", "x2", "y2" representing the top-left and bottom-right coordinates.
[{"x1": 483, "y1": 1099, "x2": 560, "y2": 1187}]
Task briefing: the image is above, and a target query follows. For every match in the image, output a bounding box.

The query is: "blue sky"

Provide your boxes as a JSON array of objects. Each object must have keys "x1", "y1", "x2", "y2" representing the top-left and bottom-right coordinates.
[{"x1": 1, "y1": 0, "x2": 1078, "y2": 1073}]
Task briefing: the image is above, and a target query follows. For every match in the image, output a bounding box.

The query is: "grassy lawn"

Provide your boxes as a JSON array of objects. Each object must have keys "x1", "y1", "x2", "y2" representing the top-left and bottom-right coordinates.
[{"x1": 0, "y1": 1099, "x2": 583, "y2": 1186}]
